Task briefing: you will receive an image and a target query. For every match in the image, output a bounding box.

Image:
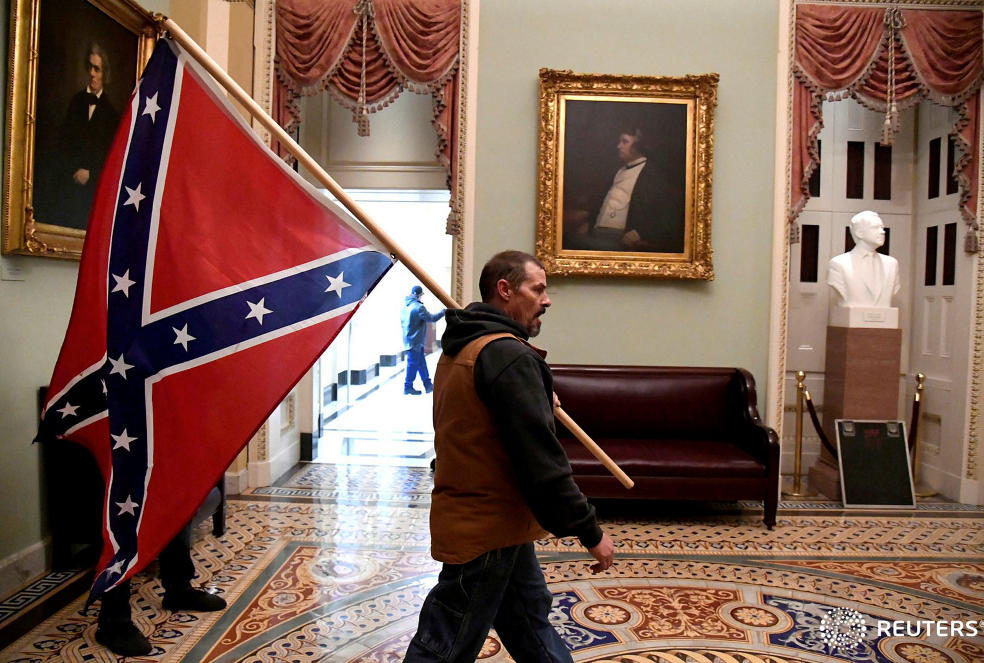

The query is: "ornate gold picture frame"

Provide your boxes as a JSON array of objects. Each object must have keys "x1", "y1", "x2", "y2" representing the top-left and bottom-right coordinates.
[
  {"x1": 535, "y1": 69, "x2": 718, "y2": 279},
  {"x1": 3, "y1": 0, "x2": 158, "y2": 260}
]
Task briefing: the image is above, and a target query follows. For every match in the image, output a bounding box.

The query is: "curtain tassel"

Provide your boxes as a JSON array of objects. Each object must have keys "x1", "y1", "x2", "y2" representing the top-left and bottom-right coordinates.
[
  {"x1": 880, "y1": 6, "x2": 906, "y2": 146},
  {"x1": 966, "y1": 227, "x2": 980, "y2": 254},
  {"x1": 353, "y1": 0, "x2": 375, "y2": 137}
]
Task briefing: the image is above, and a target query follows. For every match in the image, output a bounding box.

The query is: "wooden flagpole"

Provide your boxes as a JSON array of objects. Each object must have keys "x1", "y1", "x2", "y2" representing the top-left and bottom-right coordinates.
[{"x1": 162, "y1": 17, "x2": 634, "y2": 490}]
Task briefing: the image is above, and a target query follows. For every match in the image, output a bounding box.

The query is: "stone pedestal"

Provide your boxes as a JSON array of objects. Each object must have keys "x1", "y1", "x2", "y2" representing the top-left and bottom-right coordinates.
[{"x1": 808, "y1": 325, "x2": 903, "y2": 499}]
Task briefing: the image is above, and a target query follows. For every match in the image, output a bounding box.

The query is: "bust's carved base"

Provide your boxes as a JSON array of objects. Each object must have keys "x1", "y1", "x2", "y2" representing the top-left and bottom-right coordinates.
[{"x1": 809, "y1": 326, "x2": 903, "y2": 500}]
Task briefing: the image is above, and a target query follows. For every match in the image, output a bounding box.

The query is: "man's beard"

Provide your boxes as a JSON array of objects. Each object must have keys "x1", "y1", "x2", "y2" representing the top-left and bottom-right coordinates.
[{"x1": 526, "y1": 309, "x2": 546, "y2": 337}]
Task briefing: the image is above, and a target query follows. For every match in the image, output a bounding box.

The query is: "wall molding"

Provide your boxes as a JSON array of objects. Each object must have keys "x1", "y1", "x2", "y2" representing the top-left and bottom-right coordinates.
[
  {"x1": 0, "y1": 538, "x2": 51, "y2": 601},
  {"x1": 224, "y1": 468, "x2": 248, "y2": 496},
  {"x1": 248, "y1": 438, "x2": 299, "y2": 487},
  {"x1": 251, "y1": 0, "x2": 275, "y2": 147}
]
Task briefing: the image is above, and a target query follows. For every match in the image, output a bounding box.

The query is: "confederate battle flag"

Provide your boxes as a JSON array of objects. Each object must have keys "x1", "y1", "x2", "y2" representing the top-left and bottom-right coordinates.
[{"x1": 37, "y1": 38, "x2": 393, "y2": 600}]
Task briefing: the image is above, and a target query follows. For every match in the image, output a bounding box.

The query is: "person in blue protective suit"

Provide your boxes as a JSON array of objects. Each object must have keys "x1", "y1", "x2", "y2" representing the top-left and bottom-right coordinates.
[{"x1": 401, "y1": 285, "x2": 445, "y2": 395}]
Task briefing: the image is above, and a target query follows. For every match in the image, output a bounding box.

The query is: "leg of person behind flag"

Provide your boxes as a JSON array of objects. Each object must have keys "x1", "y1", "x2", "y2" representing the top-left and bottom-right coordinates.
[{"x1": 95, "y1": 510, "x2": 226, "y2": 655}]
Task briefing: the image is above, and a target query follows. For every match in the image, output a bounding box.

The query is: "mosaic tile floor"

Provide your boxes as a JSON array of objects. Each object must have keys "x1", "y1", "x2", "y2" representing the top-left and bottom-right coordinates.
[{"x1": 2, "y1": 464, "x2": 983, "y2": 663}]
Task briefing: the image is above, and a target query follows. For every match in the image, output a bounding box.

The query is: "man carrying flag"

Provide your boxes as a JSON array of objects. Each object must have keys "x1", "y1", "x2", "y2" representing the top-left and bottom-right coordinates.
[{"x1": 36, "y1": 34, "x2": 393, "y2": 649}]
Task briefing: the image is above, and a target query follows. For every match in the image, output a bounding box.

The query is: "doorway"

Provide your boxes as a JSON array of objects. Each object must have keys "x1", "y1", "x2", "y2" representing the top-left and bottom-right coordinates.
[{"x1": 314, "y1": 189, "x2": 452, "y2": 467}]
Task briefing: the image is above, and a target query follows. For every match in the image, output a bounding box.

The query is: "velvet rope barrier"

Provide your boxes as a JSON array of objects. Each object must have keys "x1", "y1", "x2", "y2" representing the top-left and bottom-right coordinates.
[{"x1": 804, "y1": 390, "x2": 838, "y2": 460}]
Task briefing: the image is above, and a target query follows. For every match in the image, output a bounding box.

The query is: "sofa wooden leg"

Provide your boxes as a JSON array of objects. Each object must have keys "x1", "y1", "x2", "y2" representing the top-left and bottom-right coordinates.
[{"x1": 764, "y1": 496, "x2": 778, "y2": 530}]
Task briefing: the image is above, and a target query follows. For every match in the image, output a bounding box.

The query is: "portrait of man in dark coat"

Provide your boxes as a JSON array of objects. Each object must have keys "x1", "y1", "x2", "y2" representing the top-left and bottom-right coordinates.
[{"x1": 52, "y1": 44, "x2": 120, "y2": 230}]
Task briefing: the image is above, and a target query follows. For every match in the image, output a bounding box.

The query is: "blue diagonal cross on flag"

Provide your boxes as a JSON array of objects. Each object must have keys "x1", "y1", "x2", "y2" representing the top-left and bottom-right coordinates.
[{"x1": 38, "y1": 38, "x2": 393, "y2": 599}]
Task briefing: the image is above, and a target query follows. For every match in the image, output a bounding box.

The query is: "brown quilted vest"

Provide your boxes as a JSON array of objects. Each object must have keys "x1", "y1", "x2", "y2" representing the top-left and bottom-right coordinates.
[{"x1": 429, "y1": 332, "x2": 549, "y2": 564}]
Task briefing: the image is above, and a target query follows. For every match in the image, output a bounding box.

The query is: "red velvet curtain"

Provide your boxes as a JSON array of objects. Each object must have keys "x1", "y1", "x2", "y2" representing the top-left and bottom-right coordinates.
[
  {"x1": 275, "y1": 0, "x2": 462, "y2": 232},
  {"x1": 792, "y1": 4, "x2": 983, "y2": 249}
]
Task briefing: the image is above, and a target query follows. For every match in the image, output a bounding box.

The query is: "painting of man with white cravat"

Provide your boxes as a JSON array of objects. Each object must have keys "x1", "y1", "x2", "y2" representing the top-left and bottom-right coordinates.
[{"x1": 561, "y1": 101, "x2": 689, "y2": 255}]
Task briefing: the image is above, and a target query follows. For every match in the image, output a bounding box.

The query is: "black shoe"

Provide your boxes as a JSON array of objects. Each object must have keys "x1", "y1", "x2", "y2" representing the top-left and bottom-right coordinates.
[
  {"x1": 95, "y1": 622, "x2": 153, "y2": 657},
  {"x1": 424, "y1": 384, "x2": 434, "y2": 393},
  {"x1": 162, "y1": 588, "x2": 227, "y2": 613},
  {"x1": 404, "y1": 387, "x2": 421, "y2": 395}
]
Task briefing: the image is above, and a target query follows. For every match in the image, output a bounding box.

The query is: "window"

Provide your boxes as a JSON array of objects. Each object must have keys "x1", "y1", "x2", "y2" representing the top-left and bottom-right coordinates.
[
  {"x1": 928, "y1": 137, "x2": 941, "y2": 199},
  {"x1": 846, "y1": 141, "x2": 864, "y2": 199},
  {"x1": 808, "y1": 140, "x2": 821, "y2": 197},
  {"x1": 943, "y1": 222, "x2": 956, "y2": 285},
  {"x1": 925, "y1": 226, "x2": 938, "y2": 286},
  {"x1": 800, "y1": 225, "x2": 819, "y2": 283},
  {"x1": 873, "y1": 143, "x2": 891, "y2": 200},
  {"x1": 946, "y1": 135, "x2": 958, "y2": 196}
]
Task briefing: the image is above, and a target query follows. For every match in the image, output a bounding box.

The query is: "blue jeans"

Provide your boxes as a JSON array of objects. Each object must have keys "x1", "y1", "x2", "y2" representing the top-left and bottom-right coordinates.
[
  {"x1": 403, "y1": 543, "x2": 572, "y2": 663},
  {"x1": 405, "y1": 347, "x2": 432, "y2": 390}
]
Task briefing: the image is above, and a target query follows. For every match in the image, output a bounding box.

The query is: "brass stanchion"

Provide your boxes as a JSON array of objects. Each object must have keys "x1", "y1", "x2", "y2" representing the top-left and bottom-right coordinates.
[
  {"x1": 783, "y1": 371, "x2": 812, "y2": 498},
  {"x1": 911, "y1": 373, "x2": 937, "y2": 499}
]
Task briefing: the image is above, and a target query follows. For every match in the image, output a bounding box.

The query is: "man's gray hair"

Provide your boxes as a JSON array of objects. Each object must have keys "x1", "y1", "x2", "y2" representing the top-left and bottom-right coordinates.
[{"x1": 85, "y1": 43, "x2": 111, "y2": 86}]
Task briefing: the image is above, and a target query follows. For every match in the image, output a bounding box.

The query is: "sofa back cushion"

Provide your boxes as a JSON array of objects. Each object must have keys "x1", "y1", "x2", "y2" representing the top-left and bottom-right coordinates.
[{"x1": 551, "y1": 365, "x2": 742, "y2": 441}]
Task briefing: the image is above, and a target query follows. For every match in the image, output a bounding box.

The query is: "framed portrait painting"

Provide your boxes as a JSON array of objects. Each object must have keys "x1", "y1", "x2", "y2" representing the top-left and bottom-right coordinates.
[
  {"x1": 535, "y1": 69, "x2": 718, "y2": 279},
  {"x1": 2, "y1": 0, "x2": 157, "y2": 259}
]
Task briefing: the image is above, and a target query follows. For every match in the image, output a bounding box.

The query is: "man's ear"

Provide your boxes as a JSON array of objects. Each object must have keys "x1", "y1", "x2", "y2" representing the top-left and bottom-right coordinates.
[{"x1": 496, "y1": 278, "x2": 512, "y2": 302}]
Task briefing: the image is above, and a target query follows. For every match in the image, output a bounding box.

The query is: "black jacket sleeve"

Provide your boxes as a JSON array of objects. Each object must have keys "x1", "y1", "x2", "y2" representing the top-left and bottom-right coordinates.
[{"x1": 475, "y1": 339, "x2": 603, "y2": 549}]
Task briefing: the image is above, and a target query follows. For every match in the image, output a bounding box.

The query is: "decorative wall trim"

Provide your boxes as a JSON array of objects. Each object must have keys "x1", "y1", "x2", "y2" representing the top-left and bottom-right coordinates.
[
  {"x1": 280, "y1": 393, "x2": 297, "y2": 435},
  {"x1": 251, "y1": 0, "x2": 275, "y2": 148},
  {"x1": 251, "y1": 423, "x2": 268, "y2": 462},
  {"x1": 967, "y1": 104, "x2": 984, "y2": 481},
  {"x1": 453, "y1": 0, "x2": 476, "y2": 304},
  {"x1": 767, "y1": 0, "x2": 796, "y2": 440}
]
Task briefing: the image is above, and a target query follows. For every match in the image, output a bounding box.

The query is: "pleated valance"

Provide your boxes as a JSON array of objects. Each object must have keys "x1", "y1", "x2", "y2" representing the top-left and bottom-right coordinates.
[
  {"x1": 792, "y1": 4, "x2": 983, "y2": 250},
  {"x1": 275, "y1": 0, "x2": 462, "y2": 232}
]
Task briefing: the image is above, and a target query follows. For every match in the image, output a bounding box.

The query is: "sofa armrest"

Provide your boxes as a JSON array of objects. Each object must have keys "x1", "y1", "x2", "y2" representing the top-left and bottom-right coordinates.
[{"x1": 732, "y1": 369, "x2": 780, "y2": 468}]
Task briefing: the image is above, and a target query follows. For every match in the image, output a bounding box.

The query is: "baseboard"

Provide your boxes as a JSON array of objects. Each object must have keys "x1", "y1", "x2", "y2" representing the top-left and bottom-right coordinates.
[
  {"x1": 300, "y1": 432, "x2": 316, "y2": 462},
  {"x1": 224, "y1": 468, "x2": 248, "y2": 495},
  {"x1": 248, "y1": 439, "x2": 301, "y2": 488},
  {"x1": 0, "y1": 539, "x2": 51, "y2": 601},
  {"x1": 920, "y1": 463, "x2": 963, "y2": 502}
]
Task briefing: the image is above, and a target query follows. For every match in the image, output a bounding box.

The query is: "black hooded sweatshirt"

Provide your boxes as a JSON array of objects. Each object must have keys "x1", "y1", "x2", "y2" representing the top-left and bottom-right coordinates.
[{"x1": 440, "y1": 302, "x2": 603, "y2": 549}]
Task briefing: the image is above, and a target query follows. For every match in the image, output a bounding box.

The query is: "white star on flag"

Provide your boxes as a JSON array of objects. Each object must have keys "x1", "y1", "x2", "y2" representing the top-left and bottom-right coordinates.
[
  {"x1": 105, "y1": 560, "x2": 125, "y2": 576},
  {"x1": 142, "y1": 92, "x2": 161, "y2": 122},
  {"x1": 123, "y1": 183, "x2": 146, "y2": 211},
  {"x1": 112, "y1": 429, "x2": 137, "y2": 451},
  {"x1": 173, "y1": 324, "x2": 195, "y2": 351},
  {"x1": 109, "y1": 354, "x2": 134, "y2": 379},
  {"x1": 56, "y1": 402, "x2": 79, "y2": 418},
  {"x1": 111, "y1": 270, "x2": 136, "y2": 297},
  {"x1": 101, "y1": 379, "x2": 107, "y2": 396},
  {"x1": 325, "y1": 272, "x2": 350, "y2": 297},
  {"x1": 245, "y1": 298, "x2": 272, "y2": 325},
  {"x1": 116, "y1": 495, "x2": 139, "y2": 516}
]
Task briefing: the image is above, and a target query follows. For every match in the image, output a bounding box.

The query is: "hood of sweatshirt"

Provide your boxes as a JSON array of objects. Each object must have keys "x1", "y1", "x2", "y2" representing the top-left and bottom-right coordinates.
[{"x1": 441, "y1": 302, "x2": 528, "y2": 356}]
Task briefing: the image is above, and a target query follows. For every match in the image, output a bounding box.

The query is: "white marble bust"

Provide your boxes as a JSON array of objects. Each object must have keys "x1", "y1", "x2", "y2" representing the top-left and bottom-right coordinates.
[{"x1": 827, "y1": 211, "x2": 900, "y2": 327}]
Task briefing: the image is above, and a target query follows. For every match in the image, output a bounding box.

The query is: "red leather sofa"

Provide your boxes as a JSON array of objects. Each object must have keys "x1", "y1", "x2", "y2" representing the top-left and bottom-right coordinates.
[{"x1": 552, "y1": 365, "x2": 780, "y2": 528}]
